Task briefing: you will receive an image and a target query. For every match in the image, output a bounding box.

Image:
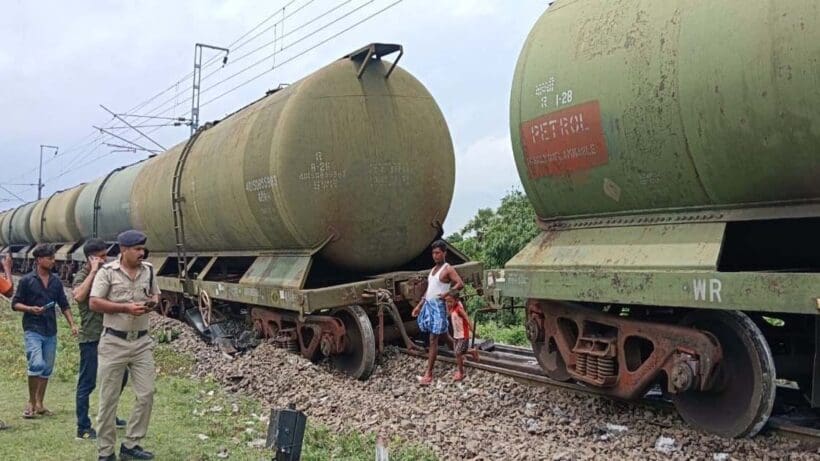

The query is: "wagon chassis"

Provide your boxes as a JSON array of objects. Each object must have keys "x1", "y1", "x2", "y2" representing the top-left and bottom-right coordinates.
[{"x1": 146, "y1": 246, "x2": 483, "y2": 380}]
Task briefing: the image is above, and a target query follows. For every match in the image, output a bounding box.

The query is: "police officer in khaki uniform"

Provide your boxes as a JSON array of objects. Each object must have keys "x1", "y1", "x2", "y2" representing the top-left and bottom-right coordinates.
[{"x1": 90, "y1": 230, "x2": 159, "y2": 461}]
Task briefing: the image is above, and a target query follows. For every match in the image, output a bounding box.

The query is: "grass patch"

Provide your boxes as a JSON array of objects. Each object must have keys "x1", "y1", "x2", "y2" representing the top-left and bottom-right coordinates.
[
  {"x1": 304, "y1": 427, "x2": 436, "y2": 461},
  {"x1": 0, "y1": 298, "x2": 437, "y2": 460},
  {"x1": 476, "y1": 320, "x2": 529, "y2": 346}
]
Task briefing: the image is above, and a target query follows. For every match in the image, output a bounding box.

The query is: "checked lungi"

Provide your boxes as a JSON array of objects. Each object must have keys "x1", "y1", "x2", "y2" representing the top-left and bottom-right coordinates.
[{"x1": 417, "y1": 298, "x2": 448, "y2": 335}]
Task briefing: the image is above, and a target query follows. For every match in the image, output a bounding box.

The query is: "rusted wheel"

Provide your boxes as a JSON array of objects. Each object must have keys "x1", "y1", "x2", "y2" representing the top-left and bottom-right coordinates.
[
  {"x1": 527, "y1": 313, "x2": 571, "y2": 382},
  {"x1": 671, "y1": 310, "x2": 775, "y2": 438},
  {"x1": 198, "y1": 290, "x2": 212, "y2": 328},
  {"x1": 159, "y1": 298, "x2": 172, "y2": 318},
  {"x1": 533, "y1": 336, "x2": 571, "y2": 382},
  {"x1": 331, "y1": 305, "x2": 376, "y2": 380}
]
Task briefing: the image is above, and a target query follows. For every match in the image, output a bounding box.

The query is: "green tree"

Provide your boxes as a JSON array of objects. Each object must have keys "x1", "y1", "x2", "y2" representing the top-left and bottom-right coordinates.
[
  {"x1": 447, "y1": 189, "x2": 539, "y2": 269},
  {"x1": 447, "y1": 189, "x2": 540, "y2": 336}
]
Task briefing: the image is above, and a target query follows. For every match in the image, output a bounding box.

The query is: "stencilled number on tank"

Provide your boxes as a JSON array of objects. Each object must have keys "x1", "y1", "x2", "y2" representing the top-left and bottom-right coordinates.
[
  {"x1": 369, "y1": 161, "x2": 410, "y2": 187},
  {"x1": 299, "y1": 152, "x2": 347, "y2": 192},
  {"x1": 556, "y1": 90, "x2": 573, "y2": 107},
  {"x1": 535, "y1": 77, "x2": 556, "y2": 109},
  {"x1": 534, "y1": 77, "x2": 574, "y2": 109},
  {"x1": 245, "y1": 175, "x2": 277, "y2": 203}
]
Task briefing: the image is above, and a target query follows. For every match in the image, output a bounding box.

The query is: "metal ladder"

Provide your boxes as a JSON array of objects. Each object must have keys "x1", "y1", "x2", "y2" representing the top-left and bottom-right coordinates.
[
  {"x1": 93, "y1": 165, "x2": 127, "y2": 238},
  {"x1": 171, "y1": 126, "x2": 207, "y2": 284}
]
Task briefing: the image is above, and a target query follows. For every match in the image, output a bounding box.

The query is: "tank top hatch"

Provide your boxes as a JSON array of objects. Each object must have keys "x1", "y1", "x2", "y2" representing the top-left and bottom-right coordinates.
[{"x1": 425, "y1": 263, "x2": 450, "y2": 301}]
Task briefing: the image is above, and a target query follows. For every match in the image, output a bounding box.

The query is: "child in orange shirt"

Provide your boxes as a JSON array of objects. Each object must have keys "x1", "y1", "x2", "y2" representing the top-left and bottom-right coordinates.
[
  {"x1": 444, "y1": 291, "x2": 476, "y2": 381},
  {"x1": 0, "y1": 253, "x2": 13, "y2": 298},
  {"x1": 0, "y1": 253, "x2": 11, "y2": 430}
]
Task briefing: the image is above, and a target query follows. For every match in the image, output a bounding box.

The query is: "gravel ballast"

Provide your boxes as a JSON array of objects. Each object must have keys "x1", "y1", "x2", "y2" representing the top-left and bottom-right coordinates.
[{"x1": 151, "y1": 314, "x2": 819, "y2": 460}]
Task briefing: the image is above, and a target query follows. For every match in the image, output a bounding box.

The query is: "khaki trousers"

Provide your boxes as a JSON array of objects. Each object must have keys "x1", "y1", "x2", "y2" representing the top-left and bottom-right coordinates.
[{"x1": 96, "y1": 332, "x2": 155, "y2": 457}]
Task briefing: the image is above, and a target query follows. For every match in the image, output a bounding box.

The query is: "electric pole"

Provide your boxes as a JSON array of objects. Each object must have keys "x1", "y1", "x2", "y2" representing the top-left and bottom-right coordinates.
[
  {"x1": 191, "y1": 43, "x2": 229, "y2": 136},
  {"x1": 38, "y1": 144, "x2": 58, "y2": 200}
]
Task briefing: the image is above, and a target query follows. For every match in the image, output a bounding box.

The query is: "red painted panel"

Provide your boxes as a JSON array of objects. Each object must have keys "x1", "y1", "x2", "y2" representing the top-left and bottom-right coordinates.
[{"x1": 520, "y1": 101, "x2": 608, "y2": 178}]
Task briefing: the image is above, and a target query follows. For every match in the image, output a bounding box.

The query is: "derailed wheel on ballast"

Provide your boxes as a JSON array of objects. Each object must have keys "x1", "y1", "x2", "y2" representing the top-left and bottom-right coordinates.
[
  {"x1": 671, "y1": 310, "x2": 776, "y2": 438},
  {"x1": 331, "y1": 305, "x2": 376, "y2": 380},
  {"x1": 533, "y1": 337, "x2": 571, "y2": 382},
  {"x1": 527, "y1": 313, "x2": 571, "y2": 382}
]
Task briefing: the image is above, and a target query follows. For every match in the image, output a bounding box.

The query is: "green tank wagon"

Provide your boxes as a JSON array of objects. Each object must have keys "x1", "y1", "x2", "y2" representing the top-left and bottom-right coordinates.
[{"x1": 490, "y1": 0, "x2": 820, "y2": 438}]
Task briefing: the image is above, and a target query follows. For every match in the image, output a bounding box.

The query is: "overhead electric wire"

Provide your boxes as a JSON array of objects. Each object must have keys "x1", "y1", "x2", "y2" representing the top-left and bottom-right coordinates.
[
  {"x1": 2, "y1": 1, "x2": 317, "y2": 199},
  {"x1": 0, "y1": 129, "x2": 99, "y2": 184},
  {"x1": 13, "y1": 0, "x2": 400, "y2": 201},
  {"x1": 126, "y1": 0, "x2": 345, "y2": 126},
  {"x1": 113, "y1": 1, "x2": 303, "y2": 121},
  {"x1": 108, "y1": 0, "x2": 307, "y2": 130},
  {"x1": 0, "y1": 185, "x2": 26, "y2": 202},
  {"x1": 113, "y1": 114, "x2": 189, "y2": 121},
  {"x1": 102, "y1": 123, "x2": 188, "y2": 129},
  {"x1": 201, "y1": 0, "x2": 403, "y2": 108},
  {"x1": 29, "y1": 1, "x2": 303, "y2": 187},
  {"x1": 198, "y1": 0, "x2": 331, "y2": 81},
  {"x1": 45, "y1": 149, "x2": 128, "y2": 184},
  {"x1": 123, "y1": 0, "x2": 390, "y2": 127},
  {"x1": 226, "y1": 0, "x2": 312, "y2": 56},
  {"x1": 17, "y1": 1, "x2": 303, "y2": 191},
  {"x1": 118, "y1": 0, "x2": 401, "y2": 152},
  {"x1": 200, "y1": 0, "x2": 379, "y2": 97}
]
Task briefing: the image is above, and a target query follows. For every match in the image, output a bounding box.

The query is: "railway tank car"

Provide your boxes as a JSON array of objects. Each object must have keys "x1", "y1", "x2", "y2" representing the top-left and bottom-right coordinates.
[
  {"x1": 488, "y1": 0, "x2": 820, "y2": 438},
  {"x1": 0, "y1": 43, "x2": 484, "y2": 380},
  {"x1": 129, "y1": 44, "x2": 453, "y2": 272}
]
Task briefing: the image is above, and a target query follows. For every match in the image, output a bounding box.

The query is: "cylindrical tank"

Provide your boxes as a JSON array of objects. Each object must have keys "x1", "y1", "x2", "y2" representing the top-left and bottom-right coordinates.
[
  {"x1": 131, "y1": 56, "x2": 454, "y2": 272},
  {"x1": 10, "y1": 201, "x2": 37, "y2": 244},
  {"x1": 30, "y1": 185, "x2": 86, "y2": 243},
  {"x1": 75, "y1": 163, "x2": 146, "y2": 242},
  {"x1": 0, "y1": 210, "x2": 11, "y2": 246},
  {"x1": 29, "y1": 199, "x2": 48, "y2": 242},
  {"x1": 510, "y1": 0, "x2": 820, "y2": 220}
]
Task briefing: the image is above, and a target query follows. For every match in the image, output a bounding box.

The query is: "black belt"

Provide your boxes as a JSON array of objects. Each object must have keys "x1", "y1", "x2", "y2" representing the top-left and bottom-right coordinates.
[{"x1": 104, "y1": 327, "x2": 148, "y2": 340}]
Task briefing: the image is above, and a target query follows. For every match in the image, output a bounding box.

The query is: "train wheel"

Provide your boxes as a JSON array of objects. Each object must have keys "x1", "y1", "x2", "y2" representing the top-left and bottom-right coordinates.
[
  {"x1": 198, "y1": 290, "x2": 212, "y2": 327},
  {"x1": 331, "y1": 305, "x2": 376, "y2": 380},
  {"x1": 533, "y1": 337, "x2": 571, "y2": 381},
  {"x1": 671, "y1": 310, "x2": 775, "y2": 438}
]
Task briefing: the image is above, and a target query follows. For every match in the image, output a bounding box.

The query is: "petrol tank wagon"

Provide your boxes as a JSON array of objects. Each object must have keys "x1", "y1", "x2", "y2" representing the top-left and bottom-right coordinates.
[
  {"x1": 490, "y1": 0, "x2": 820, "y2": 438},
  {"x1": 130, "y1": 52, "x2": 454, "y2": 272}
]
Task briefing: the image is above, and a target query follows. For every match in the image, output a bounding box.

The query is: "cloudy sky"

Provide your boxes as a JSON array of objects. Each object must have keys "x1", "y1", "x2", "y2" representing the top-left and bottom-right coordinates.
[{"x1": 0, "y1": 0, "x2": 548, "y2": 233}]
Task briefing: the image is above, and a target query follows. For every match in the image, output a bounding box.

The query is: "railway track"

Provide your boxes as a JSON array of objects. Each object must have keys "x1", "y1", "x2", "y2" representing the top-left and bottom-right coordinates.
[
  {"x1": 15, "y1": 280, "x2": 820, "y2": 444},
  {"x1": 400, "y1": 340, "x2": 820, "y2": 444}
]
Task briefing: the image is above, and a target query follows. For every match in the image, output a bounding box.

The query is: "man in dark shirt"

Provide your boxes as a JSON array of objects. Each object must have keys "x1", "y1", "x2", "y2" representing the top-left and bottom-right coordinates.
[
  {"x1": 11, "y1": 244, "x2": 78, "y2": 418},
  {"x1": 73, "y1": 238, "x2": 127, "y2": 440}
]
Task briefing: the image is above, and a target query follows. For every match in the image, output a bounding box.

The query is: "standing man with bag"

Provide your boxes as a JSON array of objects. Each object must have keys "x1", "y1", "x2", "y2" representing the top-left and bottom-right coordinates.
[{"x1": 90, "y1": 230, "x2": 159, "y2": 461}]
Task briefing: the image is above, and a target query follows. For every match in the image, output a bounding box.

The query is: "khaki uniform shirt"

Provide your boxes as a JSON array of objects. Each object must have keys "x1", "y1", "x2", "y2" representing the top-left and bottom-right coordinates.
[{"x1": 90, "y1": 259, "x2": 160, "y2": 332}]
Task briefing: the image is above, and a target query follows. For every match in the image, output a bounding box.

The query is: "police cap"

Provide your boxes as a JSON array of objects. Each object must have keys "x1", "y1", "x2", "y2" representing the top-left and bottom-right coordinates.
[{"x1": 117, "y1": 229, "x2": 148, "y2": 248}]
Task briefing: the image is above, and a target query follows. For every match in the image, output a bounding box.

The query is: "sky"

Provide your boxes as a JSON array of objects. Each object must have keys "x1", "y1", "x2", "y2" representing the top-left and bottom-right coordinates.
[{"x1": 0, "y1": 0, "x2": 548, "y2": 234}]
